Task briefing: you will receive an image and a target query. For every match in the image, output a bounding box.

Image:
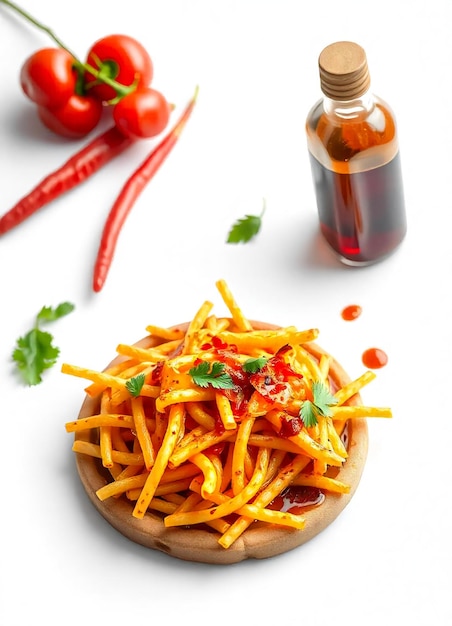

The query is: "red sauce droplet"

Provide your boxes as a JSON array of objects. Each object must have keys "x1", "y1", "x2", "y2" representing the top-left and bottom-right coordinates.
[
  {"x1": 341, "y1": 304, "x2": 362, "y2": 321},
  {"x1": 362, "y1": 347, "x2": 388, "y2": 369},
  {"x1": 269, "y1": 486, "x2": 325, "y2": 515}
]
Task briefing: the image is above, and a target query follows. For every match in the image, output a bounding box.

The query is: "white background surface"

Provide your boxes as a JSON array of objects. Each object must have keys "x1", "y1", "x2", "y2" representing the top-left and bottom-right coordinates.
[{"x1": 1, "y1": 1, "x2": 450, "y2": 625}]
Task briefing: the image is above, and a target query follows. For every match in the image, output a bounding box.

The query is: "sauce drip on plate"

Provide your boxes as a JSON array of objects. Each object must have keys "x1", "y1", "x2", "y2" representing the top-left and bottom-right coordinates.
[{"x1": 270, "y1": 486, "x2": 325, "y2": 515}]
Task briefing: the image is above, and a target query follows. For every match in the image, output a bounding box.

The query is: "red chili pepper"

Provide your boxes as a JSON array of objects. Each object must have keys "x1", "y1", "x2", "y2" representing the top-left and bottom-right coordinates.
[
  {"x1": 92, "y1": 86, "x2": 199, "y2": 293},
  {"x1": 0, "y1": 127, "x2": 133, "y2": 235}
]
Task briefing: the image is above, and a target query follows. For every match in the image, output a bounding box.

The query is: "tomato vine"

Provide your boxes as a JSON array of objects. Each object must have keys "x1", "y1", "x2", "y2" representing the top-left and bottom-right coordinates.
[{"x1": 0, "y1": 0, "x2": 170, "y2": 139}]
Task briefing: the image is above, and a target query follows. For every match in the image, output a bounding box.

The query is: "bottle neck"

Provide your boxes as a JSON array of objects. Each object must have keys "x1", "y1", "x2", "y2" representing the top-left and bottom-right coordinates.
[{"x1": 323, "y1": 89, "x2": 375, "y2": 119}]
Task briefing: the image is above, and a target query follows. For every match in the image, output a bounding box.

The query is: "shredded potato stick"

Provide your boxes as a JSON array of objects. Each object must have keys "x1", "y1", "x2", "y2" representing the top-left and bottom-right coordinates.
[
  {"x1": 334, "y1": 371, "x2": 376, "y2": 405},
  {"x1": 111, "y1": 427, "x2": 131, "y2": 453},
  {"x1": 232, "y1": 415, "x2": 255, "y2": 495},
  {"x1": 159, "y1": 464, "x2": 201, "y2": 484},
  {"x1": 294, "y1": 344, "x2": 324, "y2": 382},
  {"x1": 210, "y1": 453, "x2": 224, "y2": 492},
  {"x1": 115, "y1": 340, "x2": 184, "y2": 365},
  {"x1": 215, "y1": 279, "x2": 253, "y2": 332},
  {"x1": 84, "y1": 359, "x2": 139, "y2": 396},
  {"x1": 326, "y1": 417, "x2": 348, "y2": 458},
  {"x1": 64, "y1": 278, "x2": 392, "y2": 549},
  {"x1": 146, "y1": 498, "x2": 179, "y2": 515},
  {"x1": 97, "y1": 464, "x2": 202, "y2": 501},
  {"x1": 215, "y1": 392, "x2": 236, "y2": 430},
  {"x1": 108, "y1": 463, "x2": 126, "y2": 482},
  {"x1": 190, "y1": 475, "x2": 306, "y2": 530},
  {"x1": 264, "y1": 409, "x2": 346, "y2": 465},
  {"x1": 169, "y1": 429, "x2": 234, "y2": 468},
  {"x1": 331, "y1": 406, "x2": 392, "y2": 420},
  {"x1": 144, "y1": 325, "x2": 185, "y2": 341},
  {"x1": 216, "y1": 328, "x2": 319, "y2": 353},
  {"x1": 190, "y1": 453, "x2": 218, "y2": 497},
  {"x1": 116, "y1": 463, "x2": 144, "y2": 482},
  {"x1": 291, "y1": 472, "x2": 350, "y2": 494},
  {"x1": 186, "y1": 402, "x2": 216, "y2": 430},
  {"x1": 313, "y1": 414, "x2": 330, "y2": 474},
  {"x1": 156, "y1": 388, "x2": 215, "y2": 412},
  {"x1": 111, "y1": 379, "x2": 160, "y2": 407},
  {"x1": 125, "y1": 478, "x2": 195, "y2": 501},
  {"x1": 115, "y1": 344, "x2": 166, "y2": 363},
  {"x1": 173, "y1": 491, "x2": 231, "y2": 534},
  {"x1": 241, "y1": 504, "x2": 306, "y2": 529},
  {"x1": 99, "y1": 392, "x2": 114, "y2": 468},
  {"x1": 131, "y1": 397, "x2": 155, "y2": 470},
  {"x1": 62, "y1": 363, "x2": 130, "y2": 389},
  {"x1": 182, "y1": 300, "x2": 214, "y2": 355},
  {"x1": 173, "y1": 424, "x2": 207, "y2": 452},
  {"x1": 318, "y1": 353, "x2": 331, "y2": 381},
  {"x1": 85, "y1": 339, "x2": 182, "y2": 397},
  {"x1": 73, "y1": 440, "x2": 144, "y2": 466},
  {"x1": 65, "y1": 414, "x2": 134, "y2": 432},
  {"x1": 97, "y1": 473, "x2": 148, "y2": 500},
  {"x1": 219, "y1": 454, "x2": 311, "y2": 549},
  {"x1": 164, "y1": 447, "x2": 270, "y2": 527},
  {"x1": 221, "y1": 443, "x2": 234, "y2": 492},
  {"x1": 133, "y1": 403, "x2": 184, "y2": 518},
  {"x1": 205, "y1": 316, "x2": 230, "y2": 332}
]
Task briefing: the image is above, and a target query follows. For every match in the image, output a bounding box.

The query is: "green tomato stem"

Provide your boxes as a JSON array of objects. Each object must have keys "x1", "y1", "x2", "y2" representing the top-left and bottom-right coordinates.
[
  {"x1": 83, "y1": 61, "x2": 137, "y2": 100},
  {"x1": 0, "y1": 0, "x2": 137, "y2": 101},
  {"x1": 0, "y1": 0, "x2": 81, "y2": 62}
]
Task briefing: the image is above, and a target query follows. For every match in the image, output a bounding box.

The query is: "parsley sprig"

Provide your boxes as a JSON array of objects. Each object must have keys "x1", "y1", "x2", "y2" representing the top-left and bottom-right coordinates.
[
  {"x1": 189, "y1": 361, "x2": 235, "y2": 389},
  {"x1": 226, "y1": 199, "x2": 266, "y2": 244},
  {"x1": 12, "y1": 302, "x2": 75, "y2": 386},
  {"x1": 243, "y1": 356, "x2": 268, "y2": 373},
  {"x1": 300, "y1": 381, "x2": 338, "y2": 428},
  {"x1": 126, "y1": 373, "x2": 146, "y2": 397}
]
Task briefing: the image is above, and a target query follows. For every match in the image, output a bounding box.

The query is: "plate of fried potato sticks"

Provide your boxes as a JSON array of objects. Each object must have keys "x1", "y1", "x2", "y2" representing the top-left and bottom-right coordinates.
[{"x1": 63, "y1": 279, "x2": 391, "y2": 564}]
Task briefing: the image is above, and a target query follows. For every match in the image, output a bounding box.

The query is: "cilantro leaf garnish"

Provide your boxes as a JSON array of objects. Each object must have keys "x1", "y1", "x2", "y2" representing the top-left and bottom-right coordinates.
[
  {"x1": 300, "y1": 381, "x2": 338, "y2": 428},
  {"x1": 12, "y1": 302, "x2": 75, "y2": 386},
  {"x1": 189, "y1": 361, "x2": 235, "y2": 389},
  {"x1": 126, "y1": 373, "x2": 146, "y2": 397},
  {"x1": 243, "y1": 356, "x2": 268, "y2": 373},
  {"x1": 36, "y1": 302, "x2": 75, "y2": 324},
  {"x1": 226, "y1": 199, "x2": 266, "y2": 244},
  {"x1": 300, "y1": 402, "x2": 320, "y2": 429}
]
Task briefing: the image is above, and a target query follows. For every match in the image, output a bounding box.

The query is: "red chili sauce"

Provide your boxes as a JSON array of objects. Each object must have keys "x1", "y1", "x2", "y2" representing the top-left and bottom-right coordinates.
[
  {"x1": 269, "y1": 485, "x2": 325, "y2": 515},
  {"x1": 362, "y1": 347, "x2": 388, "y2": 369},
  {"x1": 341, "y1": 304, "x2": 362, "y2": 321},
  {"x1": 340, "y1": 304, "x2": 388, "y2": 369}
]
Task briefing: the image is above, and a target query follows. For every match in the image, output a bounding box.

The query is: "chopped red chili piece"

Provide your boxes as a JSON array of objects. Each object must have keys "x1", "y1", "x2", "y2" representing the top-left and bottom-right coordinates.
[
  {"x1": 212, "y1": 336, "x2": 228, "y2": 350},
  {"x1": 279, "y1": 414, "x2": 303, "y2": 438}
]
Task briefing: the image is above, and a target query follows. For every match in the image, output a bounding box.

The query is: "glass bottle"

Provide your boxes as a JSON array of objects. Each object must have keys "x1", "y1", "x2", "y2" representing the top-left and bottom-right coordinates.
[{"x1": 306, "y1": 41, "x2": 407, "y2": 266}]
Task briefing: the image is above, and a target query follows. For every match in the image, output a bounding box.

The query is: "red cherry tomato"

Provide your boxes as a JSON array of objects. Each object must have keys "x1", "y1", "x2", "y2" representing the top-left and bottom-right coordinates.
[
  {"x1": 37, "y1": 94, "x2": 103, "y2": 139},
  {"x1": 113, "y1": 87, "x2": 170, "y2": 139},
  {"x1": 20, "y1": 48, "x2": 78, "y2": 107},
  {"x1": 84, "y1": 34, "x2": 153, "y2": 102}
]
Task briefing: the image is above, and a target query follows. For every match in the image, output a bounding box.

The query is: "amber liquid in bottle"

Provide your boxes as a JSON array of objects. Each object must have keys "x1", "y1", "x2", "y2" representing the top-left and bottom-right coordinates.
[{"x1": 306, "y1": 97, "x2": 407, "y2": 266}]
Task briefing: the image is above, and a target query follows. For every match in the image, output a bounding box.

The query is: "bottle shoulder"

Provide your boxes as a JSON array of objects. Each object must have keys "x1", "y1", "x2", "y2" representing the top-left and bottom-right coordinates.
[{"x1": 306, "y1": 94, "x2": 400, "y2": 172}]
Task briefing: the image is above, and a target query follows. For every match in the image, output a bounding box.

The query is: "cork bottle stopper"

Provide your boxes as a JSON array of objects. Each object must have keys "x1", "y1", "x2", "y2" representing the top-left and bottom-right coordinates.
[{"x1": 318, "y1": 41, "x2": 371, "y2": 100}]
